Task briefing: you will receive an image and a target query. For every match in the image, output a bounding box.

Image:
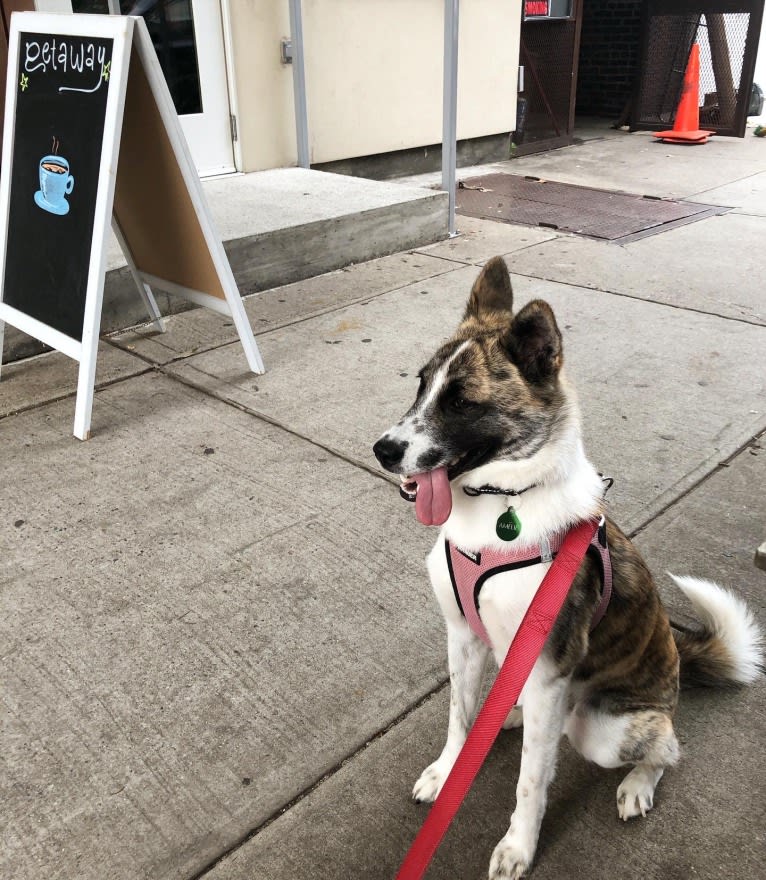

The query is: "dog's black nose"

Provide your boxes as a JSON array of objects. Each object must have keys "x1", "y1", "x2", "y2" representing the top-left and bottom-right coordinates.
[{"x1": 373, "y1": 436, "x2": 408, "y2": 470}]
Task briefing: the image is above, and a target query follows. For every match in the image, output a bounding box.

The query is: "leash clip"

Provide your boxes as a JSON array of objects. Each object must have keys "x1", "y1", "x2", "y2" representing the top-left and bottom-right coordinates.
[
  {"x1": 597, "y1": 513, "x2": 607, "y2": 548},
  {"x1": 540, "y1": 535, "x2": 553, "y2": 563}
]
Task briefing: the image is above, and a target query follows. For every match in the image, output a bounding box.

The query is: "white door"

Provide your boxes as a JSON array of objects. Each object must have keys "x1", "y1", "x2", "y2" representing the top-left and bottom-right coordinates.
[{"x1": 70, "y1": 0, "x2": 236, "y2": 177}]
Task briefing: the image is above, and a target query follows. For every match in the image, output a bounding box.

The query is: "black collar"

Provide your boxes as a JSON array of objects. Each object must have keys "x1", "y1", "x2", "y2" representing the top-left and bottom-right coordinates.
[
  {"x1": 462, "y1": 482, "x2": 538, "y2": 498},
  {"x1": 462, "y1": 473, "x2": 613, "y2": 500}
]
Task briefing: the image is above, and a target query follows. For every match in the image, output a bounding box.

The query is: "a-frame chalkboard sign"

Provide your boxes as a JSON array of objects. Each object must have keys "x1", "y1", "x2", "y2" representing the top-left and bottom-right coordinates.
[{"x1": 0, "y1": 13, "x2": 264, "y2": 440}]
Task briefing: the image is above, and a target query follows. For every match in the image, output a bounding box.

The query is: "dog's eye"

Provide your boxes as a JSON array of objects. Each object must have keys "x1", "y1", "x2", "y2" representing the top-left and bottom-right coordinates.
[{"x1": 445, "y1": 389, "x2": 477, "y2": 413}]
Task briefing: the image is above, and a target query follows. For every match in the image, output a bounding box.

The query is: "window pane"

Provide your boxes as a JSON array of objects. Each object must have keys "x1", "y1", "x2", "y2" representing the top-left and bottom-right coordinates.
[{"x1": 71, "y1": 0, "x2": 203, "y2": 115}]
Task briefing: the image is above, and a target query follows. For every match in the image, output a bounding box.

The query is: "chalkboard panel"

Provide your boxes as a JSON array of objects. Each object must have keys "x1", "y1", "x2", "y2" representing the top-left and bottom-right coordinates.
[{"x1": 2, "y1": 32, "x2": 114, "y2": 341}]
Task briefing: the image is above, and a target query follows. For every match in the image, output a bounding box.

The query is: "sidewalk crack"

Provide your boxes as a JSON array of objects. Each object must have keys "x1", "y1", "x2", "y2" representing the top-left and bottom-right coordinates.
[{"x1": 187, "y1": 680, "x2": 449, "y2": 879}]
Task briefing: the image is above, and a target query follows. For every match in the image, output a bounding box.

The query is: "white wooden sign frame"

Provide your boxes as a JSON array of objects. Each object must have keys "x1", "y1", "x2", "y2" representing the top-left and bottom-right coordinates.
[{"x1": 0, "y1": 12, "x2": 264, "y2": 441}]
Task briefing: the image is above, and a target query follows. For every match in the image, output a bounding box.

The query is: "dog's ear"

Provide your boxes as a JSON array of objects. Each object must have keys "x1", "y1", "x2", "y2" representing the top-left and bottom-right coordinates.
[
  {"x1": 464, "y1": 257, "x2": 513, "y2": 321},
  {"x1": 505, "y1": 300, "x2": 563, "y2": 385}
]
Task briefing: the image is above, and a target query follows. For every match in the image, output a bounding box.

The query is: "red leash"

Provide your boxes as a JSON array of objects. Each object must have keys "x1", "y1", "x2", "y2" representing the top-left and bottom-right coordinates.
[{"x1": 395, "y1": 518, "x2": 599, "y2": 880}]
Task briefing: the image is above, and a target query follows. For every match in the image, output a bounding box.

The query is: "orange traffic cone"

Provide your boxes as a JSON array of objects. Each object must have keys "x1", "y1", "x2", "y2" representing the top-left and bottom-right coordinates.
[{"x1": 653, "y1": 44, "x2": 714, "y2": 144}]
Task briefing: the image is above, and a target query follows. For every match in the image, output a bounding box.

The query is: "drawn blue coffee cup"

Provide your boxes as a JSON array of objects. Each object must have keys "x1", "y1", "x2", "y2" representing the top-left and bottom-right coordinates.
[{"x1": 37, "y1": 154, "x2": 74, "y2": 213}]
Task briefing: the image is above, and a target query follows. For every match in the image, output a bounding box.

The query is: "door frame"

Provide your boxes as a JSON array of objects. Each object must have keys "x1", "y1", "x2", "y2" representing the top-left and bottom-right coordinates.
[
  {"x1": 91, "y1": 0, "x2": 238, "y2": 177},
  {"x1": 174, "y1": 0, "x2": 235, "y2": 176},
  {"x1": 219, "y1": 0, "x2": 242, "y2": 173}
]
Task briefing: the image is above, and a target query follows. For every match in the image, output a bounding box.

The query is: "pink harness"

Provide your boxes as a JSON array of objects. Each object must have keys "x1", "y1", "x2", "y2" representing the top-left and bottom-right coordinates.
[{"x1": 445, "y1": 518, "x2": 613, "y2": 646}]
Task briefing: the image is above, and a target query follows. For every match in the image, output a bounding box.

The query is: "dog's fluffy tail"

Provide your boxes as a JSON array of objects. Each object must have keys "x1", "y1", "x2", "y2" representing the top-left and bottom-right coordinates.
[{"x1": 668, "y1": 574, "x2": 764, "y2": 687}]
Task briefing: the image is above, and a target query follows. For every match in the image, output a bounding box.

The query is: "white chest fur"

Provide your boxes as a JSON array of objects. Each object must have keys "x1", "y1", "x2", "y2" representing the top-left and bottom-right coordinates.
[
  {"x1": 427, "y1": 538, "x2": 551, "y2": 668},
  {"x1": 420, "y1": 418, "x2": 605, "y2": 672}
]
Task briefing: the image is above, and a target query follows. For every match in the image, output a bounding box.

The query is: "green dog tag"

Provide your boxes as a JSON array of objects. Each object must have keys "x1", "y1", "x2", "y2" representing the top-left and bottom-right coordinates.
[{"x1": 496, "y1": 506, "x2": 521, "y2": 541}]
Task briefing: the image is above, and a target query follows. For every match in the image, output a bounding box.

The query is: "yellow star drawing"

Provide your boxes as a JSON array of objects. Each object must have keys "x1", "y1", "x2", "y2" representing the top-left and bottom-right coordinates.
[
  {"x1": 102, "y1": 61, "x2": 111, "y2": 82},
  {"x1": 20, "y1": 73, "x2": 28, "y2": 92}
]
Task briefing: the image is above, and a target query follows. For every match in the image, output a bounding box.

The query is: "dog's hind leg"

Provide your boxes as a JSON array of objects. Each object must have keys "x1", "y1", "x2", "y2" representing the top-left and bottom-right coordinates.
[
  {"x1": 489, "y1": 657, "x2": 570, "y2": 880},
  {"x1": 565, "y1": 705, "x2": 679, "y2": 821},
  {"x1": 412, "y1": 620, "x2": 489, "y2": 804},
  {"x1": 615, "y1": 711, "x2": 679, "y2": 821}
]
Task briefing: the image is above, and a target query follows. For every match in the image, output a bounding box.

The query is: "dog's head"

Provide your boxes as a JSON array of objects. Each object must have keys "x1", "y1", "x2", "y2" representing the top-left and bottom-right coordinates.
[{"x1": 373, "y1": 257, "x2": 569, "y2": 525}]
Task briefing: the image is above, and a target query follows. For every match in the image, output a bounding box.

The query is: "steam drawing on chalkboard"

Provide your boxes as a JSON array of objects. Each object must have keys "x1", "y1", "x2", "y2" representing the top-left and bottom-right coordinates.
[{"x1": 34, "y1": 137, "x2": 74, "y2": 216}]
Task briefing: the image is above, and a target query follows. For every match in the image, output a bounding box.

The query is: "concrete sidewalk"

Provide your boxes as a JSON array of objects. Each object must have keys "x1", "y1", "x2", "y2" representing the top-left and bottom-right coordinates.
[
  {"x1": 1, "y1": 122, "x2": 765, "y2": 880},
  {"x1": 2, "y1": 168, "x2": 448, "y2": 364}
]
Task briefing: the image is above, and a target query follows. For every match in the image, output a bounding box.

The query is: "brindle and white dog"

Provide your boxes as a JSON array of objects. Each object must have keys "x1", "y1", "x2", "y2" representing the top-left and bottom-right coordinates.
[{"x1": 373, "y1": 257, "x2": 763, "y2": 879}]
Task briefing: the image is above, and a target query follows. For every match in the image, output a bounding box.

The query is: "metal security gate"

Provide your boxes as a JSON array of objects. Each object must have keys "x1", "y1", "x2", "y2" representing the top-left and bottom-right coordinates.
[
  {"x1": 514, "y1": 0, "x2": 583, "y2": 155},
  {"x1": 629, "y1": 0, "x2": 764, "y2": 136}
]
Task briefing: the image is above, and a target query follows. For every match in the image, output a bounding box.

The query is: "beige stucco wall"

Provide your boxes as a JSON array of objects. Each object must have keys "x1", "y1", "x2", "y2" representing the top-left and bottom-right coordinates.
[{"x1": 227, "y1": 0, "x2": 521, "y2": 172}]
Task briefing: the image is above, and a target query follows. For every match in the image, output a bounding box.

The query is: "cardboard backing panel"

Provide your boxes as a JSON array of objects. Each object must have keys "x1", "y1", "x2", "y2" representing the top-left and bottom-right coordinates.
[{"x1": 113, "y1": 44, "x2": 225, "y2": 301}]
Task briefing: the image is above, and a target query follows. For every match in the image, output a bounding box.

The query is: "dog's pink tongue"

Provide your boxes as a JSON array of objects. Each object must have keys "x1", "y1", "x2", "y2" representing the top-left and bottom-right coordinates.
[{"x1": 413, "y1": 467, "x2": 452, "y2": 526}]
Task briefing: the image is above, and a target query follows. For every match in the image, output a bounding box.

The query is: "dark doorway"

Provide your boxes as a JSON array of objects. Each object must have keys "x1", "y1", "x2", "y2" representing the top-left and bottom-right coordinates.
[{"x1": 577, "y1": 0, "x2": 643, "y2": 121}]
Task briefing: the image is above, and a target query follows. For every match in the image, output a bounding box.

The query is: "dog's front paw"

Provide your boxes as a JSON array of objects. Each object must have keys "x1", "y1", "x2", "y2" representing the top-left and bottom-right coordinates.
[
  {"x1": 488, "y1": 833, "x2": 533, "y2": 880},
  {"x1": 412, "y1": 759, "x2": 451, "y2": 804},
  {"x1": 616, "y1": 766, "x2": 660, "y2": 821},
  {"x1": 502, "y1": 705, "x2": 524, "y2": 730}
]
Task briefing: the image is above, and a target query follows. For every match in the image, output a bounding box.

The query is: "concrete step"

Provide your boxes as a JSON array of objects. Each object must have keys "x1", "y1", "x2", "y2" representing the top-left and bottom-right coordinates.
[{"x1": 2, "y1": 167, "x2": 447, "y2": 363}]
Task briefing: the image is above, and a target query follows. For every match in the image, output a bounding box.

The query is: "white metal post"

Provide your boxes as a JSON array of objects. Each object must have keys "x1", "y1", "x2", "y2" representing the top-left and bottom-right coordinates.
[
  {"x1": 288, "y1": 0, "x2": 310, "y2": 168},
  {"x1": 442, "y1": 0, "x2": 460, "y2": 238},
  {"x1": 111, "y1": 218, "x2": 166, "y2": 334},
  {"x1": 73, "y1": 16, "x2": 135, "y2": 439}
]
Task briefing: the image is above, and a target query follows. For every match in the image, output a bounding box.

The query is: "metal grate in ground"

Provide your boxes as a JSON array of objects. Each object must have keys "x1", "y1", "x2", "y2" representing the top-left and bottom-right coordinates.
[{"x1": 456, "y1": 173, "x2": 726, "y2": 242}]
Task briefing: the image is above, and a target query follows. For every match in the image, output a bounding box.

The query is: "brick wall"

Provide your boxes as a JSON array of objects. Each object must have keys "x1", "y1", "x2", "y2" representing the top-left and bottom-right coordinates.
[{"x1": 577, "y1": 0, "x2": 643, "y2": 117}]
